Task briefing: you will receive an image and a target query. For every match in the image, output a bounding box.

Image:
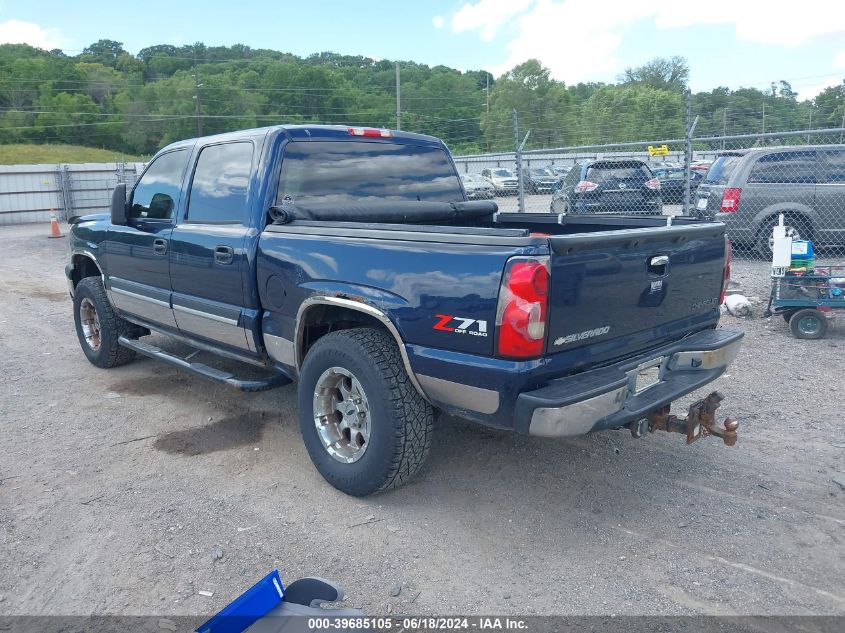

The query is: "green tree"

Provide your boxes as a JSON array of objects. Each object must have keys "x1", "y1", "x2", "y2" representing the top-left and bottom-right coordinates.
[
  {"x1": 619, "y1": 56, "x2": 689, "y2": 92},
  {"x1": 81, "y1": 40, "x2": 127, "y2": 68},
  {"x1": 482, "y1": 59, "x2": 570, "y2": 151}
]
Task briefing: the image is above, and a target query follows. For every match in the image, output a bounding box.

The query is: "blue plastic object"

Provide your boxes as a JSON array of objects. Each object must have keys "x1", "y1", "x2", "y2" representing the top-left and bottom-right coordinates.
[
  {"x1": 196, "y1": 570, "x2": 286, "y2": 633},
  {"x1": 790, "y1": 240, "x2": 815, "y2": 269}
]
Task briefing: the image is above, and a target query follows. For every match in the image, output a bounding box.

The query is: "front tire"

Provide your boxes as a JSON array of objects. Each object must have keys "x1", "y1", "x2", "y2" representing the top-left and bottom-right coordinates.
[
  {"x1": 297, "y1": 328, "x2": 434, "y2": 496},
  {"x1": 73, "y1": 277, "x2": 137, "y2": 368}
]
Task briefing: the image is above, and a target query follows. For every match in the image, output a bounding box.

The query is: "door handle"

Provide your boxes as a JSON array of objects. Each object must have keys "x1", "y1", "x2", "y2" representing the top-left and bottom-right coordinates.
[
  {"x1": 648, "y1": 255, "x2": 669, "y2": 276},
  {"x1": 153, "y1": 238, "x2": 168, "y2": 255},
  {"x1": 214, "y1": 245, "x2": 234, "y2": 265}
]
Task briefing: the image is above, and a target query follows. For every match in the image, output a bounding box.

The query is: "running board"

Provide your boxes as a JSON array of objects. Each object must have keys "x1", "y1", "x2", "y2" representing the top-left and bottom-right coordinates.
[{"x1": 118, "y1": 336, "x2": 291, "y2": 392}]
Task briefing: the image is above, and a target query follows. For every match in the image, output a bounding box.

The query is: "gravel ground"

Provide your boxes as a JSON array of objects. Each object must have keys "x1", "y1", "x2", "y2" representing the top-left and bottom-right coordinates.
[{"x1": 1, "y1": 223, "x2": 843, "y2": 617}]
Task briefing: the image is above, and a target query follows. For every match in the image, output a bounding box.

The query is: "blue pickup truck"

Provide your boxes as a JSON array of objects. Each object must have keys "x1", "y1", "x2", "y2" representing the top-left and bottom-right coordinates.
[{"x1": 66, "y1": 125, "x2": 742, "y2": 496}]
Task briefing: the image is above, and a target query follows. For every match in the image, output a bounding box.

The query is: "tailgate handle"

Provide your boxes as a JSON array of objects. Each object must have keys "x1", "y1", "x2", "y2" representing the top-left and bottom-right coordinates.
[{"x1": 648, "y1": 255, "x2": 669, "y2": 276}]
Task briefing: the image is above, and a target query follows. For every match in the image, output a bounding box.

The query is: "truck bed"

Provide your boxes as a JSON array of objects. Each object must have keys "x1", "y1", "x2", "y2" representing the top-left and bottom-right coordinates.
[{"x1": 260, "y1": 210, "x2": 726, "y2": 364}]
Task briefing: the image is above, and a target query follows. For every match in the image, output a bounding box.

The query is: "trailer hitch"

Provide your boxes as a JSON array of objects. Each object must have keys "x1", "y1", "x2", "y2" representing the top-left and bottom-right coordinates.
[{"x1": 646, "y1": 391, "x2": 738, "y2": 446}]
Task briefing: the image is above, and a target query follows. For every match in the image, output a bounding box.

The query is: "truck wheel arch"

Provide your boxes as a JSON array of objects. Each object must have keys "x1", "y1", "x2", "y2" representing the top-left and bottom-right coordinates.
[
  {"x1": 295, "y1": 296, "x2": 430, "y2": 403},
  {"x1": 754, "y1": 206, "x2": 815, "y2": 240},
  {"x1": 69, "y1": 252, "x2": 103, "y2": 289}
]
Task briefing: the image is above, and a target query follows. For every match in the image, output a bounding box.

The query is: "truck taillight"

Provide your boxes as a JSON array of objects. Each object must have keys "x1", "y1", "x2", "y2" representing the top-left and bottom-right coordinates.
[
  {"x1": 645, "y1": 177, "x2": 661, "y2": 190},
  {"x1": 721, "y1": 238, "x2": 732, "y2": 305},
  {"x1": 574, "y1": 180, "x2": 599, "y2": 193},
  {"x1": 348, "y1": 127, "x2": 392, "y2": 138},
  {"x1": 496, "y1": 257, "x2": 550, "y2": 359},
  {"x1": 721, "y1": 187, "x2": 741, "y2": 212}
]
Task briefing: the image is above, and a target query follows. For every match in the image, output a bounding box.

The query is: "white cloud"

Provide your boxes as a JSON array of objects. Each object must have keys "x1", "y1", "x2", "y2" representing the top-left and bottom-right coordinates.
[
  {"x1": 795, "y1": 76, "x2": 845, "y2": 101},
  {"x1": 835, "y1": 51, "x2": 845, "y2": 69},
  {"x1": 488, "y1": 0, "x2": 651, "y2": 82},
  {"x1": 443, "y1": 1, "x2": 845, "y2": 83},
  {"x1": 0, "y1": 19, "x2": 64, "y2": 50},
  {"x1": 451, "y1": 0, "x2": 535, "y2": 42},
  {"x1": 432, "y1": 15, "x2": 445, "y2": 29},
  {"x1": 653, "y1": 3, "x2": 845, "y2": 47}
]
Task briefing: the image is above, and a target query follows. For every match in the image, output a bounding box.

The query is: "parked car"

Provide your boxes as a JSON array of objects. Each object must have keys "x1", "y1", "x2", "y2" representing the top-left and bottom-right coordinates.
[
  {"x1": 691, "y1": 160, "x2": 713, "y2": 173},
  {"x1": 550, "y1": 159, "x2": 663, "y2": 215},
  {"x1": 549, "y1": 165, "x2": 572, "y2": 181},
  {"x1": 695, "y1": 145, "x2": 845, "y2": 257},
  {"x1": 652, "y1": 167, "x2": 703, "y2": 204},
  {"x1": 480, "y1": 167, "x2": 518, "y2": 195},
  {"x1": 66, "y1": 125, "x2": 740, "y2": 496},
  {"x1": 460, "y1": 173, "x2": 494, "y2": 200},
  {"x1": 521, "y1": 168, "x2": 560, "y2": 194}
]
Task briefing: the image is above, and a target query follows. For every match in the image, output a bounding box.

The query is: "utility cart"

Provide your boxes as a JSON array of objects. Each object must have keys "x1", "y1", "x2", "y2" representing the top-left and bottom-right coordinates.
[
  {"x1": 768, "y1": 266, "x2": 845, "y2": 339},
  {"x1": 766, "y1": 214, "x2": 844, "y2": 339}
]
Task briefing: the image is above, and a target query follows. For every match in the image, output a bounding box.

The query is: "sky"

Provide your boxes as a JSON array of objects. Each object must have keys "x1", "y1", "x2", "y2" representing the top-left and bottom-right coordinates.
[{"x1": 1, "y1": 0, "x2": 844, "y2": 100}]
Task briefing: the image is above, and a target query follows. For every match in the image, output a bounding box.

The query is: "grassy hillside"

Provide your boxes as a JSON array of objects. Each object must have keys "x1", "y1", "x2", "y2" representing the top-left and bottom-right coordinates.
[{"x1": 0, "y1": 144, "x2": 146, "y2": 165}]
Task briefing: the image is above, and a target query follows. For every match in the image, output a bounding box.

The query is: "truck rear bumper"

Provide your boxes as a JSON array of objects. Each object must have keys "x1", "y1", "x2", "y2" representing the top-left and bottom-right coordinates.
[{"x1": 513, "y1": 328, "x2": 743, "y2": 437}]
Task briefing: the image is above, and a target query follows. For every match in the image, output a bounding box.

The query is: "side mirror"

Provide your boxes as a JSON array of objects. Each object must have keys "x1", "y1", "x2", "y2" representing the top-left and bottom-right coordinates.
[{"x1": 111, "y1": 183, "x2": 127, "y2": 225}]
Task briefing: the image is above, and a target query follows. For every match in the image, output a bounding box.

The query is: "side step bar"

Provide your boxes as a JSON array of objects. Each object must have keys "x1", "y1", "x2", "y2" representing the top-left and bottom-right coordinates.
[{"x1": 118, "y1": 336, "x2": 292, "y2": 392}]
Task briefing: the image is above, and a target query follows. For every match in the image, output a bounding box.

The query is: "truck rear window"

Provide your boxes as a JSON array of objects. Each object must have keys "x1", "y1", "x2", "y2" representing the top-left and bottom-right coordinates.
[{"x1": 277, "y1": 141, "x2": 462, "y2": 205}]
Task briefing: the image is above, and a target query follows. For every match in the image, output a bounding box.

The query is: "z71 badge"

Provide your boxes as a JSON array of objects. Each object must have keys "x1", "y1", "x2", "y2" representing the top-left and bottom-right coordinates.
[{"x1": 432, "y1": 314, "x2": 488, "y2": 337}]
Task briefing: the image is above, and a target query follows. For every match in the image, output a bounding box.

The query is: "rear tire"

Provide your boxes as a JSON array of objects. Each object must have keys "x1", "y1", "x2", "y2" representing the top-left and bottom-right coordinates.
[
  {"x1": 297, "y1": 328, "x2": 434, "y2": 496},
  {"x1": 73, "y1": 277, "x2": 137, "y2": 368},
  {"x1": 789, "y1": 308, "x2": 827, "y2": 339},
  {"x1": 757, "y1": 215, "x2": 808, "y2": 259}
]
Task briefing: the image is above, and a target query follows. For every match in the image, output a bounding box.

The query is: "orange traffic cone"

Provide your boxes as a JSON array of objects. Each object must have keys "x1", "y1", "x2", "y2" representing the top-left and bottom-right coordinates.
[{"x1": 48, "y1": 210, "x2": 64, "y2": 239}]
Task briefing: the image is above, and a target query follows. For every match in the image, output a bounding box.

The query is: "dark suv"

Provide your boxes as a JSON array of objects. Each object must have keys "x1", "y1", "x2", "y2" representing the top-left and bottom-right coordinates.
[
  {"x1": 521, "y1": 168, "x2": 560, "y2": 194},
  {"x1": 695, "y1": 145, "x2": 845, "y2": 257},
  {"x1": 550, "y1": 159, "x2": 662, "y2": 215}
]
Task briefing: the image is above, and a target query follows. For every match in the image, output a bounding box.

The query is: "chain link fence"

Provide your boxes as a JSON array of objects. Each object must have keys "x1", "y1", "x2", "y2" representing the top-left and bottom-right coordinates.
[
  {"x1": 0, "y1": 162, "x2": 144, "y2": 225},
  {"x1": 2, "y1": 126, "x2": 844, "y2": 263},
  {"x1": 454, "y1": 126, "x2": 845, "y2": 260}
]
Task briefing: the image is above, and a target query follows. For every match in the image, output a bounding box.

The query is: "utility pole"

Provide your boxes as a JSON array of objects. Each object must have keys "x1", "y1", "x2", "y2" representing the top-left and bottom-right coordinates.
[
  {"x1": 395, "y1": 62, "x2": 401, "y2": 131},
  {"x1": 807, "y1": 110, "x2": 812, "y2": 143},
  {"x1": 192, "y1": 59, "x2": 203, "y2": 137},
  {"x1": 761, "y1": 103, "x2": 765, "y2": 138},
  {"x1": 721, "y1": 109, "x2": 727, "y2": 150},
  {"x1": 485, "y1": 73, "x2": 490, "y2": 114},
  {"x1": 485, "y1": 73, "x2": 491, "y2": 152},
  {"x1": 840, "y1": 108, "x2": 845, "y2": 143}
]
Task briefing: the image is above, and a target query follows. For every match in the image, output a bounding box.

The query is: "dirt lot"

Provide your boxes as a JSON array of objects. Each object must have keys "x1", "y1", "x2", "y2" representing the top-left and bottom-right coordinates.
[{"x1": 1, "y1": 223, "x2": 844, "y2": 617}]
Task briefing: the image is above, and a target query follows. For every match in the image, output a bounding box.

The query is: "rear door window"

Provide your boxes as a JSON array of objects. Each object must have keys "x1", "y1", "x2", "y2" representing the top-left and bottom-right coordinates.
[
  {"x1": 748, "y1": 151, "x2": 817, "y2": 184},
  {"x1": 278, "y1": 141, "x2": 462, "y2": 205},
  {"x1": 187, "y1": 141, "x2": 253, "y2": 224}
]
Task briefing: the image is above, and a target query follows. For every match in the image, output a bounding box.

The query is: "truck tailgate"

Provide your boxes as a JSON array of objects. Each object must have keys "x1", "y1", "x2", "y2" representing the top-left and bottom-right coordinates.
[{"x1": 546, "y1": 223, "x2": 726, "y2": 359}]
